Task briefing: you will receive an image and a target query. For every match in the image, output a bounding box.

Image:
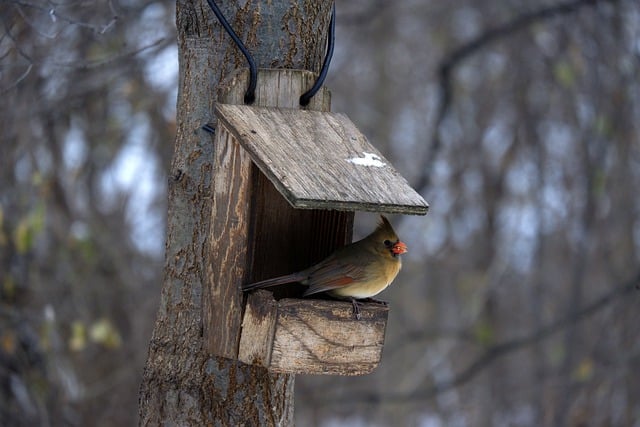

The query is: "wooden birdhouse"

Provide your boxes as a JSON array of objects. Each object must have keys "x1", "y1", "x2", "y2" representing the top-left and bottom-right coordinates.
[{"x1": 203, "y1": 69, "x2": 428, "y2": 375}]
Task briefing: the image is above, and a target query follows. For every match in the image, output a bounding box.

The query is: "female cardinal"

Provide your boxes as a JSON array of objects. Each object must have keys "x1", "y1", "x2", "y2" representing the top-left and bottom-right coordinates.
[{"x1": 242, "y1": 215, "x2": 407, "y2": 319}]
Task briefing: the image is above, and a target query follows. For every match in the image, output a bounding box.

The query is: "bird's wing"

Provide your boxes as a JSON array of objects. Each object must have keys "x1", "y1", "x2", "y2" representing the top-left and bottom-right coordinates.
[
  {"x1": 242, "y1": 272, "x2": 305, "y2": 291},
  {"x1": 302, "y1": 259, "x2": 369, "y2": 296}
]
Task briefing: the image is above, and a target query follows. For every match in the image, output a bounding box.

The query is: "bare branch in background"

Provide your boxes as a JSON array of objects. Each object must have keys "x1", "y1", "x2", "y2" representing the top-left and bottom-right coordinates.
[{"x1": 416, "y1": 0, "x2": 618, "y2": 194}]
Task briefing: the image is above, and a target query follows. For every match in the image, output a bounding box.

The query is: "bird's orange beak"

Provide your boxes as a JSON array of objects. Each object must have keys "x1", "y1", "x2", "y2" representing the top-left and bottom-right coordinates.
[{"x1": 392, "y1": 241, "x2": 408, "y2": 255}]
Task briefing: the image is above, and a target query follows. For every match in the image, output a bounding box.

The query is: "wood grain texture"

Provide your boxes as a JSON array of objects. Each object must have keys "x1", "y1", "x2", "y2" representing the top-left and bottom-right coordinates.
[
  {"x1": 238, "y1": 290, "x2": 278, "y2": 366},
  {"x1": 215, "y1": 104, "x2": 429, "y2": 215},
  {"x1": 254, "y1": 68, "x2": 330, "y2": 109},
  {"x1": 203, "y1": 125, "x2": 254, "y2": 358},
  {"x1": 239, "y1": 291, "x2": 389, "y2": 375},
  {"x1": 218, "y1": 68, "x2": 331, "y2": 110}
]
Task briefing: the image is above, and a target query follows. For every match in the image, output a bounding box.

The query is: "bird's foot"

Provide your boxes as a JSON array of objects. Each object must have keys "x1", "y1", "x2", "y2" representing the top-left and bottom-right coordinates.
[
  {"x1": 348, "y1": 298, "x2": 388, "y2": 319},
  {"x1": 350, "y1": 298, "x2": 362, "y2": 320},
  {"x1": 360, "y1": 297, "x2": 388, "y2": 306}
]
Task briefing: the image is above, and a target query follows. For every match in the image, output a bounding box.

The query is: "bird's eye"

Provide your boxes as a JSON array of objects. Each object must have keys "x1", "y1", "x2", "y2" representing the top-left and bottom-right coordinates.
[{"x1": 383, "y1": 239, "x2": 392, "y2": 247}]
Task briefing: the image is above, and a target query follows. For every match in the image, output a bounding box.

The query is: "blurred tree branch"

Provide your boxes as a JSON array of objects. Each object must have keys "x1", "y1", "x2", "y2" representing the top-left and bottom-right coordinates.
[
  {"x1": 9, "y1": 0, "x2": 119, "y2": 34},
  {"x1": 419, "y1": 269, "x2": 639, "y2": 400},
  {"x1": 338, "y1": 0, "x2": 391, "y2": 26},
  {"x1": 416, "y1": 0, "x2": 618, "y2": 194},
  {"x1": 0, "y1": 0, "x2": 175, "y2": 424}
]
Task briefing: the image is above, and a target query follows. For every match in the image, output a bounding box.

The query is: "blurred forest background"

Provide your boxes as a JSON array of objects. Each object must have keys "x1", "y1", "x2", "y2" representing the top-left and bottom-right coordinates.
[{"x1": 2, "y1": 0, "x2": 640, "y2": 426}]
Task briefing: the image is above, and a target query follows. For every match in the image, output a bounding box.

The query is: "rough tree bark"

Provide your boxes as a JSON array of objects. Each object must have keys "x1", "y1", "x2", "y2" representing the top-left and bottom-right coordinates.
[{"x1": 138, "y1": 1, "x2": 333, "y2": 425}]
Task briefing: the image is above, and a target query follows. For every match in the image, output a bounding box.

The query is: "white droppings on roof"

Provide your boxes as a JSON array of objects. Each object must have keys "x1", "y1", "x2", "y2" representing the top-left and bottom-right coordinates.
[{"x1": 346, "y1": 152, "x2": 386, "y2": 167}]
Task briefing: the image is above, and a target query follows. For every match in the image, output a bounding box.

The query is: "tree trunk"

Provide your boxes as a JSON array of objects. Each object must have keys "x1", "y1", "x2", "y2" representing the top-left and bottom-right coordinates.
[{"x1": 138, "y1": 1, "x2": 333, "y2": 425}]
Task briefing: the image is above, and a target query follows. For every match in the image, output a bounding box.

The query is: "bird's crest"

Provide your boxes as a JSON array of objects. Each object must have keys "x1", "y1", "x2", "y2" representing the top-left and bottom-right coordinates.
[{"x1": 376, "y1": 215, "x2": 396, "y2": 236}]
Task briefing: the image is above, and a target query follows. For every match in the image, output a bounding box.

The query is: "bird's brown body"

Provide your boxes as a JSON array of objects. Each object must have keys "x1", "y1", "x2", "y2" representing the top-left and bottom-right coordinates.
[{"x1": 242, "y1": 216, "x2": 407, "y2": 310}]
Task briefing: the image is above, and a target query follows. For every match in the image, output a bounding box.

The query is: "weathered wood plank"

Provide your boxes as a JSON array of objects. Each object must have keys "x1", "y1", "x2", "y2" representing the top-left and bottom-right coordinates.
[
  {"x1": 239, "y1": 291, "x2": 389, "y2": 375},
  {"x1": 203, "y1": 126, "x2": 254, "y2": 358},
  {"x1": 215, "y1": 104, "x2": 429, "y2": 215},
  {"x1": 269, "y1": 297, "x2": 389, "y2": 375},
  {"x1": 218, "y1": 68, "x2": 330, "y2": 110},
  {"x1": 238, "y1": 290, "x2": 278, "y2": 366}
]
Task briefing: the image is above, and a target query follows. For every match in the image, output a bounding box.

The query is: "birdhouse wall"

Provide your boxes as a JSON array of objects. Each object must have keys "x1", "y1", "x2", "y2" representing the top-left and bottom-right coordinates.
[
  {"x1": 204, "y1": 124, "x2": 254, "y2": 359},
  {"x1": 203, "y1": 69, "x2": 354, "y2": 360}
]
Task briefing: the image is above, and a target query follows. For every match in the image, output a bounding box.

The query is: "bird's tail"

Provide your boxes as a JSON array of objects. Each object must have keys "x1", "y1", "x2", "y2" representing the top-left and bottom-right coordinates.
[{"x1": 242, "y1": 272, "x2": 305, "y2": 291}]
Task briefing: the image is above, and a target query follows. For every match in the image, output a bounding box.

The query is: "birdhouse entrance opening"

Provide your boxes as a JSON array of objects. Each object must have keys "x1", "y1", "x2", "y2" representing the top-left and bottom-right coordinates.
[{"x1": 246, "y1": 164, "x2": 354, "y2": 301}]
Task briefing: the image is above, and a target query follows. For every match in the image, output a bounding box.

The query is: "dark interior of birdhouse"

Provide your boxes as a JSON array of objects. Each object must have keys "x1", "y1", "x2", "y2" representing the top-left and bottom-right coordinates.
[{"x1": 246, "y1": 165, "x2": 354, "y2": 301}]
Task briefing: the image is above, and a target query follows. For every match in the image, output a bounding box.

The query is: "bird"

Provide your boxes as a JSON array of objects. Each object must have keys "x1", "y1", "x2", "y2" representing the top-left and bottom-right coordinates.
[{"x1": 242, "y1": 215, "x2": 407, "y2": 319}]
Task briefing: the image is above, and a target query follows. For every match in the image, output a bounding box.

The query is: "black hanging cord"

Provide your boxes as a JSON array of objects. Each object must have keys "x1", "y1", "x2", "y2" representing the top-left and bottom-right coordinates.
[
  {"x1": 202, "y1": 124, "x2": 216, "y2": 134},
  {"x1": 300, "y1": 3, "x2": 336, "y2": 107},
  {"x1": 205, "y1": 0, "x2": 257, "y2": 105}
]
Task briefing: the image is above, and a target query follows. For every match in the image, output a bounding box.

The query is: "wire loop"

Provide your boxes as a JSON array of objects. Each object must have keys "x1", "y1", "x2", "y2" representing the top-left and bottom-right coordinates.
[
  {"x1": 205, "y1": 1, "x2": 335, "y2": 108},
  {"x1": 300, "y1": 4, "x2": 336, "y2": 106},
  {"x1": 206, "y1": 0, "x2": 257, "y2": 104}
]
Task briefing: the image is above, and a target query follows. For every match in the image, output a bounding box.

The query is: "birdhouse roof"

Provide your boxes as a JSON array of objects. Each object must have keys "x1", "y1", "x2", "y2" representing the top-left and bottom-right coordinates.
[{"x1": 215, "y1": 104, "x2": 429, "y2": 215}]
